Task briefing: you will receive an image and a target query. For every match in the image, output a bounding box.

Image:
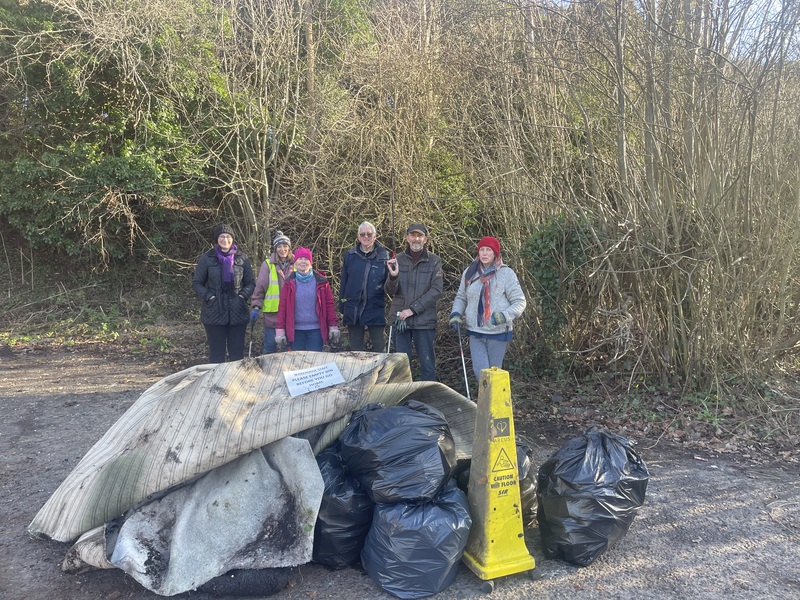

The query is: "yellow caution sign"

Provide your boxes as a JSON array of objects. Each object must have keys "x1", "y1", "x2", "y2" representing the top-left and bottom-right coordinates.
[{"x1": 462, "y1": 367, "x2": 535, "y2": 585}]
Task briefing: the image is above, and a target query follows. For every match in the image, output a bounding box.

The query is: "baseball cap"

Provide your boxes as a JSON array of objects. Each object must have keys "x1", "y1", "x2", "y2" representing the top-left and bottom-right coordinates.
[{"x1": 406, "y1": 223, "x2": 429, "y2": 236}]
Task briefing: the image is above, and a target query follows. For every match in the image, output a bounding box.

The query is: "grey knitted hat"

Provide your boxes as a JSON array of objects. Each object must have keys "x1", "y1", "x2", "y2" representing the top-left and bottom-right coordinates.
[{"x1": 273, "y1": 231, "x2": 291, "y2": 249}]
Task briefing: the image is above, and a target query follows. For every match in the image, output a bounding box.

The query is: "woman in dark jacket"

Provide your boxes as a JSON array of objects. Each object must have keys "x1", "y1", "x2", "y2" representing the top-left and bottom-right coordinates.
[
  {"x1": 192, "y1": 223, "x2": 256, "y2": 363},
  {"x1": 339, "y1": 221, "x2": 389, "y2": 351}
]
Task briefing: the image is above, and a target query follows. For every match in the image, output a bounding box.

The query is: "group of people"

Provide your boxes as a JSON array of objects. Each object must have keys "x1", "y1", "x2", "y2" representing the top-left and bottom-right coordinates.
[{"x1": 192, "y1": 221, "x2": 527, "y2": 385}]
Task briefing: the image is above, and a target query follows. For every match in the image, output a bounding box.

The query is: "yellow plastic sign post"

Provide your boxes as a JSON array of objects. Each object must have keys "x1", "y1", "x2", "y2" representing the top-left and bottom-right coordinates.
[{"x1": 462, "y1": 367, "x2": 535, "y2": 587}]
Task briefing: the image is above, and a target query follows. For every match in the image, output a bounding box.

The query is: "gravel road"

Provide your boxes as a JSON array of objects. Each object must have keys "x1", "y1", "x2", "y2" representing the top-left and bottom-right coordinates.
[{"x1": 1, "y1": 347, "x2": 798, "y2": 600}]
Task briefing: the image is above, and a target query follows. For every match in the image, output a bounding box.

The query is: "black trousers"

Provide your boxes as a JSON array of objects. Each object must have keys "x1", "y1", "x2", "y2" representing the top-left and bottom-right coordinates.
[
  {"x1": 204, "y1": 323, "x2": 248, "y2": 363},
  {"x1": 347, "y1": 325, "x2": 386, "y2": 352}
]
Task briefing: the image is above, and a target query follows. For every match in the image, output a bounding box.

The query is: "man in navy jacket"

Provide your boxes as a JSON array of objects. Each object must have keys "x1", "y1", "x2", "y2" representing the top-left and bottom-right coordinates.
[{"x1": 339, "y1": 221, "x2": 389, "y2": 351}]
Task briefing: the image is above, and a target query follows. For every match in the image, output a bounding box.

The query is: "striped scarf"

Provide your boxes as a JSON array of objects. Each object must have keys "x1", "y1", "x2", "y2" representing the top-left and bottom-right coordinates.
[{"x1": 476, "y1": 263, "x2": 497, "y2": 326}]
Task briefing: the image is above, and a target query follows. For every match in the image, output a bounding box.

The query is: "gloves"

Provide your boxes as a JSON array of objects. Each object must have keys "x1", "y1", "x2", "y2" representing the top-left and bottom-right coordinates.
[
  {"x1": 396, "y1": 318, "x2": 408, "y2": 334},
  {"x1": 328, "y1": 327, "x2": 340, "y2": 343},
  {"x1": 250, "y1": 308, "x2": 260, "y2": 322},
  {"x1": 449, "y1": 312, "x2": 462, "y2": 330},
  {"x1": 491, "y1": 312, "x2": 507, "y2": 325},
  {"x1": 275, "y1": 329, "x2": 287, "y2": 348}
]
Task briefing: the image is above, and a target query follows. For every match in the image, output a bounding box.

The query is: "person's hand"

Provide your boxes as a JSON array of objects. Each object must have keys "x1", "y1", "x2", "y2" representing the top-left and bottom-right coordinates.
[
  {"x1": 449, "y1": 312, "x2": 462, "y2": 330},
  {"x1": 250, "y1": 308, "x2": 260, "y2": 322},
  {"x1": 396, "y1": 318, "x2": 408, "y2": 334},
  {"x1": 206, "y1": 295, "x2": 216, "y2": 304},
  {"x1": 387, "y1": 257, "x2": 399, "y2": 277},
  {"x1": 490, "y1": 312, "x2": 507, "y2": 325},
  {"x1": 328, "y1": 327, "x2": 340, "y2": 343},
  {"x1": 275, "y1": 329, "x2": 287, "y2": 348}
]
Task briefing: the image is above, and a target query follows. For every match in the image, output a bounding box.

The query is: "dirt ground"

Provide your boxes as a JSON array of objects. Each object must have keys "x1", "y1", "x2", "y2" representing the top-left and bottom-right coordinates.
[{"x1": 1, "y1": 345, "x2": 799, "y2": 600}]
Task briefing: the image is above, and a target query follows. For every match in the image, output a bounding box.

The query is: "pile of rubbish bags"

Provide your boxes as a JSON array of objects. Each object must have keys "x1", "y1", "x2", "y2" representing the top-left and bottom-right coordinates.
[
  {"x1": 314, "y1": 400, "x2": 472, "y2": 599},
  {"x1": 312, "y1": 410, "x2": 650, "y2": 596},
  {"x1": 28, "y1": 349, "x2": 649, "y2": 598},
  {"x1": 28, "y1": 352, "x2": 477, "y2": 597}
]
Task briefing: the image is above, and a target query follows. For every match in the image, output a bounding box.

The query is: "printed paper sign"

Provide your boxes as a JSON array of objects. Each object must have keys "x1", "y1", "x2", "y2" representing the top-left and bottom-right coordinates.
[{"x1": 284, "y1": 362, "x2": 345, "y2": 397}]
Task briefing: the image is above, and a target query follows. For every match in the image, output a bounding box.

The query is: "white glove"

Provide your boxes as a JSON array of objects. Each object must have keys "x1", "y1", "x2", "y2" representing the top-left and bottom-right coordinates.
[
  {"x1": 275, "y1": 329, "x2": 287, "y2": 348},
  {"x1": 328, "y1": 327, "x2": 341, "y2": 343}
]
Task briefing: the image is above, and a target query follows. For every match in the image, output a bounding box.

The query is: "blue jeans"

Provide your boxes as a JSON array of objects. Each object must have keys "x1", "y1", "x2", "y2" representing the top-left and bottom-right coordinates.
[
  {"x1": 394, "y1": 328, "x2": 436, "y2": 381},
  {"x1": 204, "y1": 323, "x2": 247, "y2": 363},
  {"x1": 291, "y1": 329, "x2": 324, "y2": 351},
  {"x1": 468, "y1": 336, "x2": 509, "y2": 381},
  {"x1": 262, "y1": 326, "x2": 277, "y2": 354}
]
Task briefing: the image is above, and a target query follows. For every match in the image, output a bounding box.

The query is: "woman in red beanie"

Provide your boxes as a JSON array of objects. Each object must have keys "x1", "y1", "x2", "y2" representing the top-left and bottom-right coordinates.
[{"x1": 449, "y1": 236, "x2": 527, "y2": 383}]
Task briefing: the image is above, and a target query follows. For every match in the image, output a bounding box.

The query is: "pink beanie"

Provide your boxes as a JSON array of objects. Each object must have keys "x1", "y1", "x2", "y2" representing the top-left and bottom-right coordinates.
[
  {"x1": 477, "y1": 236, "x2": 501, "y2": 257},
  {"x1": 294, "y1": 247, "x2": 313, "y2": 264}
]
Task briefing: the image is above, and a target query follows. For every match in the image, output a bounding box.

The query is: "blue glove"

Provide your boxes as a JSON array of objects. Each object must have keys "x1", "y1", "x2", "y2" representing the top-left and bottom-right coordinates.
[
  {"x1": 396, "y1": 318, "x2": 408, "y2": 334},
  {"x1": 449, "y1": 312, "x2": 462, "y2": 330},
  {"x1": 250, "y1": 308, "x2": 260, "y2": 322},
  {"x1": 490, "y1": 312, "x2": 507, "y2": 325}
]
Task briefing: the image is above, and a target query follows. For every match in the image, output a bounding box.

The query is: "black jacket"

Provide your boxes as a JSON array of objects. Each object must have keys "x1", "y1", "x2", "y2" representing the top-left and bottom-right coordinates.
[{"x1": 192, "y1": 248, "x2": 256, "y2": 326}]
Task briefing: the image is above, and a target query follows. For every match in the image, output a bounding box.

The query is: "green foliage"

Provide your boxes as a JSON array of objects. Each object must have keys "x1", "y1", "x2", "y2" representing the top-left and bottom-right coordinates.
[
  {"x1": 317, "y1": 0, "x2": 375, "y2": 55},
  {"x1": 0, "y1": 260, "x2": 192, "y2": 355},
  {"x1": 0, "y1": 1, "x2": 210, "y2": 265},
  {"x1": 505, "y1": 336, "x2": 562, "y2": 380},
  {"x1": 0, "y1": 142, "x2": 193, "y2": 261},
  {"x1": 0, "y1": 284, "x2": 130, "y2": 345},
  {"x1": 425, "y1": 147, "x2": 479, "y2": 235},
  {"x1": 524, "y1": 215, "x2": 592, "y2": 342},
  {"x1": 138, "y1": 335, "x2": 173, "y2": 353},
  {"x1": 0, "y1": 0, "x2": 796, "y2": 409}
]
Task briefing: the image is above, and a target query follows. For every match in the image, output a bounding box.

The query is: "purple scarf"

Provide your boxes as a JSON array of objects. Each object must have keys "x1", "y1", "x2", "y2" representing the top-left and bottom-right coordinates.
[{"x1": 215, "y1": 243, "x2": 238, "y2": 288}]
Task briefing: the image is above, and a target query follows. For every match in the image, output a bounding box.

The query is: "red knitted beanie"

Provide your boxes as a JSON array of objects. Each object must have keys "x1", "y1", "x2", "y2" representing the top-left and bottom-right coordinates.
[{"x1": 477, "y1": 236, "x2": 501, "y2": 257}]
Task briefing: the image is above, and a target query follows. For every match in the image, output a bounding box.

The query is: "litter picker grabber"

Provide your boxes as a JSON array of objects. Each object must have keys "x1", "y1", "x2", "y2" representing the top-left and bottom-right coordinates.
[
  {"x1": 386, "y1": 311, "x2": 400, "y2": 353},
  {"x1": 457, "y1": 322, "x2": 471, "y2": 401},
  {"x1": 248, "y1": 317, "x2": 256, "y2": 358},
  {"x1": 390, "y1": 173, "x2": 397, "y2": 259}
]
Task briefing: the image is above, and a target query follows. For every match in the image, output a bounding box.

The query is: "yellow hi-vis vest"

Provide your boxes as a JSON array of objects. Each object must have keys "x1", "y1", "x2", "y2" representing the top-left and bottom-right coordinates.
[{"x1": 261, "y1": 262, "x2": 280, "y2": 312}]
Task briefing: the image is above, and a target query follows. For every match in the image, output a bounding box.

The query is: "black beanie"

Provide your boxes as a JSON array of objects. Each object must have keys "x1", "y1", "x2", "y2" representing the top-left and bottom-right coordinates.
[{"x1": 212, "y1": 223, "x2": 235, "y2": 242}]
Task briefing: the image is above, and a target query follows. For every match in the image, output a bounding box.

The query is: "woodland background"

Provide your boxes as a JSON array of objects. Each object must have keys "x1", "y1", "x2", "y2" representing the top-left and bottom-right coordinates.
[{"x1": 1, "y1": 0, "x2": 798, "y2": 447}]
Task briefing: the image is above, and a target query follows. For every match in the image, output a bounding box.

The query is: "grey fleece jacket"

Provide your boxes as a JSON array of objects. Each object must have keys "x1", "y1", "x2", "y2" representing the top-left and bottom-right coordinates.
[{"x1": 451, "y1": 260, "x2": 527, "y2": 335}]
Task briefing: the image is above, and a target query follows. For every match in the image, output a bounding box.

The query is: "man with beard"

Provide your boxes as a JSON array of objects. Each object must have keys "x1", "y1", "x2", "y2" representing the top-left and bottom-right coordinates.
[{"x1": 385, "y1": 223, "x2": 444, "y2": 380}]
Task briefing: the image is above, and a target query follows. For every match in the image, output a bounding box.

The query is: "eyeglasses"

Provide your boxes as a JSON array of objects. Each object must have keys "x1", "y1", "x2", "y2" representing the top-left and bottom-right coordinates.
[{"x1": 358, "y1": 232, "x2": 375, "y2": 238}]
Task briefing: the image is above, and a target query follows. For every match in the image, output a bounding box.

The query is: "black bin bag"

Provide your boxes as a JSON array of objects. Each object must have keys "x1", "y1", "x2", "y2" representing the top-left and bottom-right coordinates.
[
  {"x1": 361, "y1": 480, "x2": 472, "y2": 599},
  {"x1": 517, "y1": 442, "x2": 538, "y2": 528},
  {"x1": 339, "y1": 399, "x2": 456, "y2": 504},
  {"x1": 312, "y1": 442, "x2": 374, "y2": 570},
  {"x1": 536, "y1": 426, "x2": 649, "y2": 566}
]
